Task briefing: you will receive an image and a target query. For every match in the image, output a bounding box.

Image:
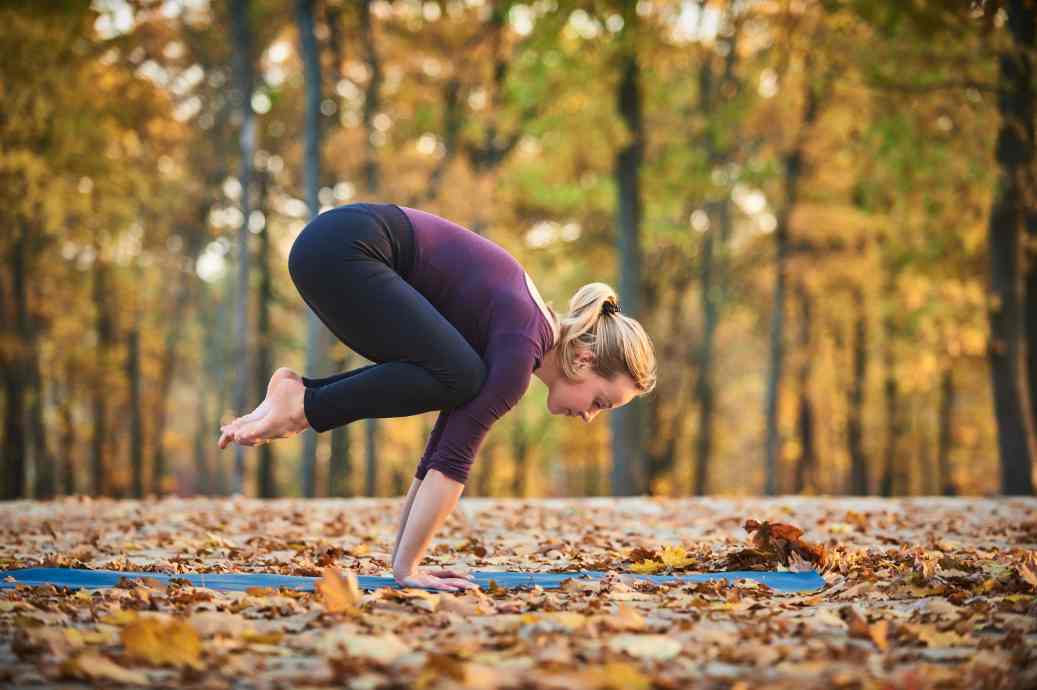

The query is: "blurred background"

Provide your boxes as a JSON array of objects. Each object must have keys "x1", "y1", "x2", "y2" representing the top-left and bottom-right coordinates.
[{"x1": 1, "y1": 0, "x2": 1035, "y2": 500}]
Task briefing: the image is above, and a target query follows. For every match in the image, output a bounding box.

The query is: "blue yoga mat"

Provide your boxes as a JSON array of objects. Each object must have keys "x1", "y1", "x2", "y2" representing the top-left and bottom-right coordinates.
[{"x1": 1, "y1": 567, "x2": 825, "y2": 594}]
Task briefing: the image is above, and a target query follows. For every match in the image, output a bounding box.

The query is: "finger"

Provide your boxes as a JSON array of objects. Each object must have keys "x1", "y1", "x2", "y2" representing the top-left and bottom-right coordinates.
[
  {"x1": 430, "y1": 578, "x2": 459, "y2": 591},
  {"x1": 237, "y1": 418, "x2": 271, "y2": 445}
]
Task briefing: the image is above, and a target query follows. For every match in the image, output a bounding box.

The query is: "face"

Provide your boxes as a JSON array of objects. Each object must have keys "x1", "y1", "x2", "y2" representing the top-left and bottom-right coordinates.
[{"x1": 547, "y1": 349, "x2": 641, "y2": 423}]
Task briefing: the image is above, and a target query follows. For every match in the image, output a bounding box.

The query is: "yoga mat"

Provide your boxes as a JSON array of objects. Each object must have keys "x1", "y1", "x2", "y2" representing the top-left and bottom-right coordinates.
[{"x1": 1, "y1": 567, "x2": 825, "y2": 594}]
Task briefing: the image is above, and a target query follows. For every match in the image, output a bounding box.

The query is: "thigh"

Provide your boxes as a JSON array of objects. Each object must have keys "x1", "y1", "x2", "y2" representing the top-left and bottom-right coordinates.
[{"x1": 288, "y1": 208, "x2": 486, "y2": 390}]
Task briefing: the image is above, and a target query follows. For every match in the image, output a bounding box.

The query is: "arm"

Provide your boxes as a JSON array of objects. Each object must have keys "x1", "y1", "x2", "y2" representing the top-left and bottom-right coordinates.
[
  {"x1": 394, "y1": 336, "x2": 536, "y2": 584},
  {"x1": 390, "y1": 477, "x2": 422, "y2": 568},
  {"x1": 392, "y1": 468, "x2": 465, "y2": 578}
]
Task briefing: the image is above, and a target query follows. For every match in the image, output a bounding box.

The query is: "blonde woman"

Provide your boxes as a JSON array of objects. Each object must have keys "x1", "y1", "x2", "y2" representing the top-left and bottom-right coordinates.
[{"x1": 218, "y1": 202, "x2": 657, "y2": 591}]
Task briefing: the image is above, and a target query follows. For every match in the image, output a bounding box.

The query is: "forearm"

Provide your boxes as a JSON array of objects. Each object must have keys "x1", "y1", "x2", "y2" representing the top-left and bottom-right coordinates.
[
  {"x1": 391, "y1": 469, "x2": 464, "y2": 578},
  {"x1": 390, "y1": 478, "x2": 422, "y2": 567}
]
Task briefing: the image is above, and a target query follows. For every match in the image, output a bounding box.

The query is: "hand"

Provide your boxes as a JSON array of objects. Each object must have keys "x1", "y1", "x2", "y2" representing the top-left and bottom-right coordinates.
[{"x1": 394, "y1": 568, "x2": 480, "y2": 592}]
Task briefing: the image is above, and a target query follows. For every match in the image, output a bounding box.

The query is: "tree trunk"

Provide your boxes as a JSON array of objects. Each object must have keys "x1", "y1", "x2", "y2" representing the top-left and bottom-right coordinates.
[
  {"x1": 610, "y1": 7, "x2": 646, "y2": 497},
  {"x1": 3, "y1": 222, "x2": 29, "y2": 498},
  {"x1": 793, "y1": 281, "x2": 816, "y2": 494},
  {"x1": 195, "y1": 281, "x2": 222, "y2": 496},
  {"x1": 127, "y1": 322, "x2": 144, "y2": 498},
  {"x1": 230, "y1": 0, "x2": 257, "y2": 496},
  {"x1": 694, "y1": 203, "x2": 721, "y2": 496},
  {"x1": 879, "y1": 270, "x2": 903, "y2": 497},
  {"x1": 151, "y1": 212, "x2": 208, "y2": 495},
  {"x1": 52, "y1": 372, "x2": 77, "y2": 496},
  {"x1": 764, "y1": 54, "x2": 825, "y2": 496},
  {"x1": 213, "y1": 277, "x2": 233, "y2": 496},
  {"x1": 253, "y1": 165, "x2": 276, "y2": 498},
  {"x1": 846, "y1": 285, "x2": 869, "y2": 495},
  {"x1": 328, "y1": 353, "x2": 354, "y2": 496},
  {"x1": 937, "y1": 367, "x2": 957, "y2": 495},
  {"x1": 91, "y1": 245, "x2": 114, "y2": 497},
  {"x1": 988, "y1": 0, "x2": 1037, "y2": 495},
  {"x1": 297, "y1": 0, "x2": 325, "y2": 498},
  {"x1": 359, "y1": 0, "x2": 385, "y2": 497}
]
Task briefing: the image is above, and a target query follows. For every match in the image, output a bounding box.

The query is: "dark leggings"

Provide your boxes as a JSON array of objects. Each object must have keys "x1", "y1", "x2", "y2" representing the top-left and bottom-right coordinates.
[{"x1": 288, "y1": 203, "x2": 486, "y2": 433}]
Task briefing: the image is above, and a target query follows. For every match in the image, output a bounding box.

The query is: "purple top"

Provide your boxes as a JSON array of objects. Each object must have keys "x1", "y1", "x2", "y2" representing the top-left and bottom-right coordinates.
[{"x1": 398, "y1": 205, "x2": 555, "y2": 485}]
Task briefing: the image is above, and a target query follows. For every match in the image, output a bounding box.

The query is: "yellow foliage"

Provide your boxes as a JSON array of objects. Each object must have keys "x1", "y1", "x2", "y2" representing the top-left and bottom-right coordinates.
[
  {"x1": 121, "y1": 617, "x2": 204, "y2": 670},
  {"x1": 659, "y1": 545, "x2": 695, "y2": 569},
  {"x1": 629, "y1": 559, "x2": 664, "y2": 574}
]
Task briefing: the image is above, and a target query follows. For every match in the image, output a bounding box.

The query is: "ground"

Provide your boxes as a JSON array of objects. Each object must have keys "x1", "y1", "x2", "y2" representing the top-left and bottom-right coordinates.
[{"x1": 0, "y1": 495, "x2": 1034, "y2": 689}]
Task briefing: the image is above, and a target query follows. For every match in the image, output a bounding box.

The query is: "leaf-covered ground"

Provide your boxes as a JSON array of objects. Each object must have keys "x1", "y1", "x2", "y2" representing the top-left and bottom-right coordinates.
[{"x1": 0, "y1": 496, "x2": 1034, "y2": 689}]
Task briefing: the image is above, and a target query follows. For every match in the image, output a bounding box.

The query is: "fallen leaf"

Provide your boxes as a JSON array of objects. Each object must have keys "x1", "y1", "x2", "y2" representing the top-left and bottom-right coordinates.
[
  {"x1": 62, "y1": 651, "x2": 150, "y2": 685},
  {"x1": 317, "y1": 566, "x2": 362, "y2": 615},
  {"x1": 580, "y1": 661, "x2": 652, "y2": 690},
  {"x1": 607, "y1": 634, "x2": 682, "y2": 660},
  {"x1": 743, "y1": 519, "x2": 826, "y2": 567},
  {"x1": 629, "y1": 559, "x2": 664, "y2": 574},
  {"x1": 659, "y1": 545, "x2": 696, "y2": 569},
  {"x1": 121, "y1": 617, "x2": 204, "y2": 670},
  {"x1": 337, "y1": 632, "x2": 410, "y2": 664}
]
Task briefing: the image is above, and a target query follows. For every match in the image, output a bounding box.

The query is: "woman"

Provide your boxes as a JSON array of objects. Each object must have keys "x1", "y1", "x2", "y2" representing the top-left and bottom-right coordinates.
[{"x1": 218, "y1": 202, "x2": 657, "y2": 591}]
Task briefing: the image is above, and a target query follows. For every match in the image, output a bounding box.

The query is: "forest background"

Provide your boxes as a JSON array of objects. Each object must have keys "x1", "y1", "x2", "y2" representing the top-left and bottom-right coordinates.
[{"x1": 2, "y1": 0, "x2": 1036, "y2": 501}]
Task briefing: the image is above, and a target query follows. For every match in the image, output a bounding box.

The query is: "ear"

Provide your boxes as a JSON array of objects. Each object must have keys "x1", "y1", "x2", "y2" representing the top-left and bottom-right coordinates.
[{"x1": 574, "y1": 347, "x2": 596, "y2": 367}]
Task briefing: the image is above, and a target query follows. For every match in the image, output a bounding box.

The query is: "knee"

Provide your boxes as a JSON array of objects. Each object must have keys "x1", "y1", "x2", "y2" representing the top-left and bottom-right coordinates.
[
  {"x1": 449, "y1": 356, "x2": 486, "y2": 406},
  {"x1": 288, "y1": 228, "x2": 325, "y2": 290}
]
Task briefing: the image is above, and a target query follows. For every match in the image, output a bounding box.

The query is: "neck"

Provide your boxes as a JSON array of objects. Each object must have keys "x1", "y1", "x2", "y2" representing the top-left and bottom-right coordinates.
[{"x1": 534, "y1": 344, "x2": 563, "y2": 387}]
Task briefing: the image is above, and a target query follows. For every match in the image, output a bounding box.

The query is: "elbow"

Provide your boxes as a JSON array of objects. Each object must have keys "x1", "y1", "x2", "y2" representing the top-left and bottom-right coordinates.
[
  {"x1": 426, "y1": 464, "x2": 470, "y2": 487},
  {"x1": 448, "y1": 359, "x2": 487, "y2": 407}
]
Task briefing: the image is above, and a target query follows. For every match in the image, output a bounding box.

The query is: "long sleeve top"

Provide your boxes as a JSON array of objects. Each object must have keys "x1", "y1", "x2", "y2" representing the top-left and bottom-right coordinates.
[{"x1": 397, "y1": 205, "x2": 556, "y2": 485}]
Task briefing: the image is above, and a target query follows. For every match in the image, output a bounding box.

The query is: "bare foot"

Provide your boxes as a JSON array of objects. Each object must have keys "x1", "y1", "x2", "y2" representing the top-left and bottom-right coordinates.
[
  {"x1": 233, "y1": 377, "x2": 310, "y2": 446},
  {"x1": 219, "y1": 367, "x2": 302, "y2": 449}
]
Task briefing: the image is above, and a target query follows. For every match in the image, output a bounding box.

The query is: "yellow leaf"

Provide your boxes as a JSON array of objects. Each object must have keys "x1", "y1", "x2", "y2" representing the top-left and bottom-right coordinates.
[
  {"x1": 580, "y1": 661, "x2": 652, "y2": 690},
  {"x1": 241, "y1": 629, "x2": 283, "y2": 645},
  {"x1": 903, "y1": 623, "x2": 973, "y2": 648},
  {"x1": 629, "y1": 559, "x2": 663, "y2": 574},
  {"x1": 100, "y1": 608, "x2": 139, "y2": 626},
  {"x1": 121, "y1": 617, "x2": 204, "y2": 670},
  {"x1": 316, "y1": 566, "x2": 362, "y2": 614},
  {"x1": 1003, "y1": 594, "x2": 1035, "y2": 603},
  {"x1": 660, "y1": 545, "x2": 695, "y2": 568}
]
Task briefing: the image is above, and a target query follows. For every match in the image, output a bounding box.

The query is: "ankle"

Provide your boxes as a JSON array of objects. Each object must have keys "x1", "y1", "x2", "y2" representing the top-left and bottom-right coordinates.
[{"x1": 291, "y1": 385, "x2": 311, "y2": 429}]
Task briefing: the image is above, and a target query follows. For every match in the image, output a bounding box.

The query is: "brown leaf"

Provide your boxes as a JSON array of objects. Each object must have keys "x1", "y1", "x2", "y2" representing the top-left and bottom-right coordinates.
[
  {"x1": 316, "y1": 565, "x2": 362, "y2": 615},
  {"x1": 742, "y1": 519, "x2": 826, "y2": 567}
]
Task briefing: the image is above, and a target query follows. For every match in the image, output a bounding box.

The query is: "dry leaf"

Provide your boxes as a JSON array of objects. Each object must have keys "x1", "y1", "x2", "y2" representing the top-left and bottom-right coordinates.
[
  {"x1": 121, "y1": 617, "x2": 204, "y2": 670},
  {"x1": 743, "y1": 519, "x2": 826, "y2": 567},
  {"x1": 317, "y1": 566, "x2": 362, "y2": 614},
  {"x1": 607, "y1": 634, "x2": 682, "y2": 661},
  {"x1": 62, "y1": 651, "x2": 151, "y2": 685},
  {"x1": 580, "y1": 661, "x2": 652, "y2": 690}
]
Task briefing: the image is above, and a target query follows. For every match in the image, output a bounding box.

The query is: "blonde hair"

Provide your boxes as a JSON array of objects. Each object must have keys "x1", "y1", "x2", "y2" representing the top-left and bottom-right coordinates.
[{"x1": 542, "y1": 282, "x2": 657, "y2": 395}]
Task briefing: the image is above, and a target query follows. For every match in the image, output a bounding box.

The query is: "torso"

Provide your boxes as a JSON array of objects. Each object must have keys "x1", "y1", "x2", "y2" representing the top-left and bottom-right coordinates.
[
  {"x1": 397, "y1": 204, "x2": 557, "y2": 366},
  {"x1": 525, "y1": 272, "x2": 559, "y2": 347}
]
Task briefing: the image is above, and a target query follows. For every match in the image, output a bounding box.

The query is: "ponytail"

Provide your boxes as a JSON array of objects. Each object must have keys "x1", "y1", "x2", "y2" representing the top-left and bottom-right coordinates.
[{"x1": 554, "y1": 282, "x2": 656, "y2": 394}]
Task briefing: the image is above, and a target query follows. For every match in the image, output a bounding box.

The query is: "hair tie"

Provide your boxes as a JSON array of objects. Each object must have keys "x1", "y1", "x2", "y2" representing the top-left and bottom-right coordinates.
[{"x1": 601, "y1": 300, "x2": 620, "y2": 317}]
